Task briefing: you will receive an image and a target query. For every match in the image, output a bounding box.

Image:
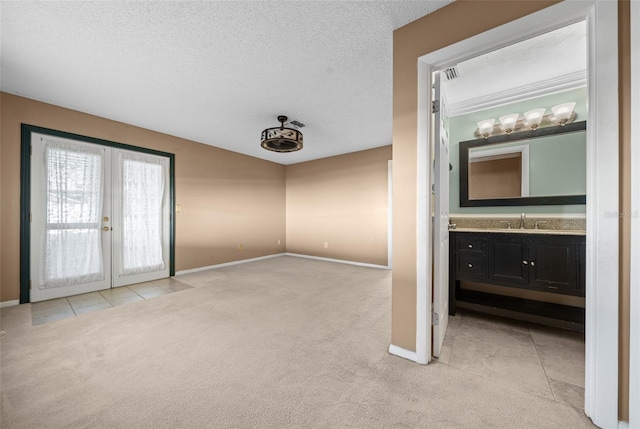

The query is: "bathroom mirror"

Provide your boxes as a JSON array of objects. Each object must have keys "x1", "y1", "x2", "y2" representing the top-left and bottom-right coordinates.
[{"x1": 459, "y1": 121, "x2": 587, "y2": 207}]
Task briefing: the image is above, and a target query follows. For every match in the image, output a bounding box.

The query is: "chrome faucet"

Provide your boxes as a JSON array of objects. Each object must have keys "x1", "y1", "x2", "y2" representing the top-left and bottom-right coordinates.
[{"x1": 520, "y1": 213, "x2": 526, "y2": 229}]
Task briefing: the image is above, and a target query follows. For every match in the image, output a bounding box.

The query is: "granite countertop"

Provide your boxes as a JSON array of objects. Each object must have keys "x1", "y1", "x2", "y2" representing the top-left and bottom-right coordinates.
[
  {"x1": 448, "y1": 216, "x2": 586, "y2": 236},
  {"x1": 451, "y1": 227, "x2": 586, "y2": 236}
]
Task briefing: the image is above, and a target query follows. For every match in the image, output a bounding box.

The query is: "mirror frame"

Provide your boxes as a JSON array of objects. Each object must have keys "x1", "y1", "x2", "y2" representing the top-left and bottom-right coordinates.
[{"x1": 459, "y1": 120, "x2": 587, "y2": 207}]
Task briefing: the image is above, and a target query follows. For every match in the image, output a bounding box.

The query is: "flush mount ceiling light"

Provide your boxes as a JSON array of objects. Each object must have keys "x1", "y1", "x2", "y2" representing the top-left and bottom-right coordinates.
[{"x1": 261, "y1": 115, "x2": 304, "y2": 153}]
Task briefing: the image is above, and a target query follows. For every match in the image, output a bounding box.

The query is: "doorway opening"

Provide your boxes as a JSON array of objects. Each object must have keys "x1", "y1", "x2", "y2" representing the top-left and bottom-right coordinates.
[
  {"x1": 416, "y1": 1, "x2": 619, "y2": 427},
  {"x1": 431, "y1": 21, "x2": 589, "y2": 407}
]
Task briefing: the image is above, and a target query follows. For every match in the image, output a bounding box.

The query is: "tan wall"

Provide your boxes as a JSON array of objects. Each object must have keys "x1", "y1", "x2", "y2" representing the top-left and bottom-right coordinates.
[
  {"x1": 0, "y1": 93, "x2": 286, "y2": 302},
  {"x1": 392, "y1": 0, "x2": 631, "y2": 420},
  {"x1": 468, "y1": 157, "x2": 522, "y2": 199},
  {"x1": 286, "y1": 146, "x2": 391, "y2": 266},
  {"x1": 618, "y1": 0, "x2": 631, "y2": 419}
]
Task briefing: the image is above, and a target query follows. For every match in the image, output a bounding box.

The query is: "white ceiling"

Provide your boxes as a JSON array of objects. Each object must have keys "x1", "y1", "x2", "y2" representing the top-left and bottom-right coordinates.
[
  {"x1": 442, "y1": 20, "x2": 587, "y2": 115},
  {"x1": 1, "y1": 2, "x2": 586, "y2": 165}
]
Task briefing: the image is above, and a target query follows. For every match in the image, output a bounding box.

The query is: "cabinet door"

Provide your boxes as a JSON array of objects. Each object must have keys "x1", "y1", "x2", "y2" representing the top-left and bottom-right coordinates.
[
  {"x1": 578, "y1": 241, "x2": 586, "y2": 293},
  {"x1": 488, "y1": 235, "x2": 529, "y2": 285},
  {"x1": 529, "y1": 237, "x2": 579, "y2": 294}
]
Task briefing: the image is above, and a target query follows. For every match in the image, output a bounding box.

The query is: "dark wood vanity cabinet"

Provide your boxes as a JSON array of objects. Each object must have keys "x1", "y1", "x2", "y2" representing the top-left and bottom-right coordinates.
[
  {"x1": 449, "y1": 231, "x2": 586, "y2": 330},
  {"x1": 488, "y1": 233, "x2": 584, "y2": 295}
]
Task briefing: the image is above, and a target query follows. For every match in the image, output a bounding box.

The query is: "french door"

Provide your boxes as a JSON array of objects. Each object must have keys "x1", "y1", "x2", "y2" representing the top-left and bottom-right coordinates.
[{"x1": 29, "y1": 132, "x2": 170, "y2": 302}]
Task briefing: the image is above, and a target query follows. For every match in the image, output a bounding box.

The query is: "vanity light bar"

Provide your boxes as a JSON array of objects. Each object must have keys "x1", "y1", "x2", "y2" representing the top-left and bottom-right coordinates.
[{"x1": 474, "y1": 102, "x2": 576, "y2": 139}]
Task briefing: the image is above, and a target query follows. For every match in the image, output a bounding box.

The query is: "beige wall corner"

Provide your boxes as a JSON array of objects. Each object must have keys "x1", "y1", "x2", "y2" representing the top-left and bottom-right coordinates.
[
  {"x1": 285, "y1": 146, "x2": 391, "y2": 266},
  {"x1": 0, "y1": 93, "x2": 286, "y2": 302},
  {"x1": 391, "y1": 0, "x2": 558, "y2": 353}
]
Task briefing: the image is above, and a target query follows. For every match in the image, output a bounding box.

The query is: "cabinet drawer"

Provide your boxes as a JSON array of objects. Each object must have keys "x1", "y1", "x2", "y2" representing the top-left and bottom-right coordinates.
[
  {"x1": 456, "y1": 236, "x2": 486, "y2": 252},
  {"x1": 457, "y1": 254, "x2": 486, "y2": 279}
]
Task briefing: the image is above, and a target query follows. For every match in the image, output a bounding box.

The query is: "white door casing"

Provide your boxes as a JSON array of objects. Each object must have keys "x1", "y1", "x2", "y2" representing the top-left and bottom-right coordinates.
[{"x1": 413, "y1": 1, "x2": 619, "y2": 427}]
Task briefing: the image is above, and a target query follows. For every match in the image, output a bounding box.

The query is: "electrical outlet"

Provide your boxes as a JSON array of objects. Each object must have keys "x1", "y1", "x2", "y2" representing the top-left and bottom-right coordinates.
[
  {"x1": 324, "y1": 242, "x2": 329, "y2": 249},
  {"x1": 238, "y1": 244, "x2": 243, "y2": 250}
]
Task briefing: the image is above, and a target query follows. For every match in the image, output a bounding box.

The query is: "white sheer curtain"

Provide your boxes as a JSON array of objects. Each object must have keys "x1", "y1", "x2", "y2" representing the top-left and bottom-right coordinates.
[
  {"x1": 41, "y1": 140, "x2": 105, "y2": 288},
  {"x1": 120, "y1": 153, "x2": 166, "y2": 275}
]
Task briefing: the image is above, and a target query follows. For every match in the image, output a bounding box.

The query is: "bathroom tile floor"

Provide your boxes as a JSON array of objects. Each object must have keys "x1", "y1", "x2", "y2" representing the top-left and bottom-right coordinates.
[
  {"x1": 30, "y1": 277, "x2": 192, "y2": 326},
  {"x1": 439, "y1": 309, "x2": 585, "y2": 410}
]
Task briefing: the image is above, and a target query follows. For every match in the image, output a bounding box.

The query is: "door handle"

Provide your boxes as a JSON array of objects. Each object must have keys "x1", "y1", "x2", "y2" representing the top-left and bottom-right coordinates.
[
  {"x1": 530, "y1": 261, "x2": 535, "y2": 266},
  {"x1": 522, "y1": 260, "x2": 528, "y2": 265},
  {"x1": 103, "y1": 216, "x2": 109, "y2": 222},
  {"x1": 102, "y1": 226, "x2": 110, "y2": 232}
]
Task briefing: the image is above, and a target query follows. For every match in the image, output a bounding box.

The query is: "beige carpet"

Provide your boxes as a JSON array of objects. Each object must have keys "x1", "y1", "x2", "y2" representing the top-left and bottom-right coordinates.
[{"x1": 1, "y1": 256, "x2": 594, "y2": 428}]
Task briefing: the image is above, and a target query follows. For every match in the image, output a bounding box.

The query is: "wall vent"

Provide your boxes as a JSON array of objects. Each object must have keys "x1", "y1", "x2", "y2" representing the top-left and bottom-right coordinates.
[{"x1": 443, "y1": 66, "x2": 459, "y2": 81}]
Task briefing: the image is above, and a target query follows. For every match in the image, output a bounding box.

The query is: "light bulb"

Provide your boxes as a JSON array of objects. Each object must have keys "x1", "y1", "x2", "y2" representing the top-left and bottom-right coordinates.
[
  {"x1": 499, "y1": 113, "x2": 519, "y2": 134},
  {"x1": 477, "y1": 119, "x2": 495, "y2": 138},
  {"x1": 551, "y1": 102, "x2": 576, "y2": 125},
  {"x1": 524, "y1": 108, "x2": 546, "y2": 130}
]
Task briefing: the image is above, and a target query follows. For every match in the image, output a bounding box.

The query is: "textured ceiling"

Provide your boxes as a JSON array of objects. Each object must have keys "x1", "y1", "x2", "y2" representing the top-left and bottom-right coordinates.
[
  {"x1": 1, "y1": 1, "x2": 453, "y2": 164},
  {"x1": 1, "y1": 2, "x2": 585, "y2": 165}
]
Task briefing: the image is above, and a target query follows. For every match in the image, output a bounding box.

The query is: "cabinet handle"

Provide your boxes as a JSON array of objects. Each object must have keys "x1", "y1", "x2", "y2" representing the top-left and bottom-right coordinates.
[
  {"x1": 522, "y1": 260, "x2": 528, "y2": 265},
  {"x1": 530, "y1": 261, "x2": 535, "y2": 266},
  {"x1": 468, "y1": 263, "x2": 473, "y2": 268},
  {"x1": 468, "y1": 244, "x2": 473, "y2": 248}
]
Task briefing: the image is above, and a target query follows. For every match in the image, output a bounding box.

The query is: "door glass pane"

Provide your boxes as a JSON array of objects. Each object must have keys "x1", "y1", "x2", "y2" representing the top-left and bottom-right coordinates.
[
  {"x1": 41, "y1": 141, "x2": 105, "y2": 288},
  {"x1": 120, "y1": 153, "x2": 166, "y2": 275}
]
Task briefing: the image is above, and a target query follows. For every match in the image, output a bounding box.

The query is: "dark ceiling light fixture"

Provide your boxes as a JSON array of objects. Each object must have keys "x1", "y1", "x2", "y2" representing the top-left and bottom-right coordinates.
[{"x1": 261, "y1": 115, "x2": 304, "y2": 153}]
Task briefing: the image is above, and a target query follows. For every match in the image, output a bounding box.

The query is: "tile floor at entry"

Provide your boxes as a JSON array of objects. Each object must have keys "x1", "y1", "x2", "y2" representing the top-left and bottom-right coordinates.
[
  {"x1": 30, "y1": 277, "x2": 192, "y2": 326},
  {"x1": 440, "y1": 309, "x2": 585, "y2": 411}
]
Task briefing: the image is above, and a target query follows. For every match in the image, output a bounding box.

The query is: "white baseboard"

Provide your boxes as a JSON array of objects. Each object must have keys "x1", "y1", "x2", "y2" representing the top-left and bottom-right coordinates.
[
  {"x1": 175, "y1": 252, "x2": 389, "y2": 276},
  {"x1": 0, "y1": 300, "x2": 20, "y2": 308},
  {"x1": 285, "y1": 253, "x2": 390, "y2": 270},
  {"x1": 618, "y1": 421, "x2": 629, "y2": 429},
  {"x1": 175, "y1": 253, "x2": 286, "y2": 276},
  {"x1": 388, "y1": 344, "x2": 417, "y2": 362}
]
